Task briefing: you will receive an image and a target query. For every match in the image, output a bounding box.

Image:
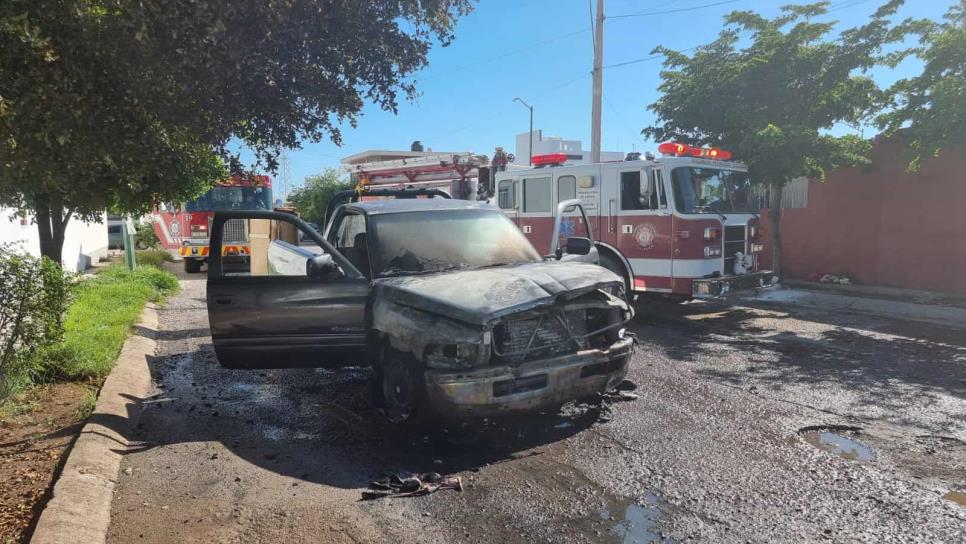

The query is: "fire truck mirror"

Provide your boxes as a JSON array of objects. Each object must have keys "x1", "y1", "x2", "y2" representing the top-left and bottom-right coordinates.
[
  {"x1": 639, "y1": 170, "x2": 657, "y2": 208},
  {"x1": 565, "y1": 237, "x2": 593, "y2": 256}
]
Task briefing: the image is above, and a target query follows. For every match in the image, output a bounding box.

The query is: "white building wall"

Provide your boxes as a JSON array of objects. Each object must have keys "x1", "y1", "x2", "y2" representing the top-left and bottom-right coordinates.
[
  {"x1": 515, "y1": 130, "x2": 625, "y2": 165},
  {"x1": 0, "y1": 208, "x2": 109, "y2": 272}
]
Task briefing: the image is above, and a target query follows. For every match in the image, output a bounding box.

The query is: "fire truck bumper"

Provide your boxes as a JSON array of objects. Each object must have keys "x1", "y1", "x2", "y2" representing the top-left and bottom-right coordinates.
[{"x1": 691, "y1": 271, "x2": 777, "y2": 298}]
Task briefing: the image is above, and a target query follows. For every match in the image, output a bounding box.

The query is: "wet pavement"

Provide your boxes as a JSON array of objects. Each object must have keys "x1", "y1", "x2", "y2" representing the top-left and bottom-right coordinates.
[{"x1": 106, "y1": 269, "x2": 966, "y2": 543}]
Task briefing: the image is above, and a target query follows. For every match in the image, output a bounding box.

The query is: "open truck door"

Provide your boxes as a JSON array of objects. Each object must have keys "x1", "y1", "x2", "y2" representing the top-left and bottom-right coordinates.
[
  {"x1": 548, "y1": 199, "x2": 599, "y2": 264},
  {"x1": 206, "y1": 210, "x2": 369, "y2": 369}
]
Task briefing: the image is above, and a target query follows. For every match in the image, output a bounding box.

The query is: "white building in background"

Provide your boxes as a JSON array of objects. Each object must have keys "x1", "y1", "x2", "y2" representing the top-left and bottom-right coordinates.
[
  {"x1": 0, "y1": 208, "x2": 108, "y2": 272},
  {"x1": 514, "y1": 130, "x2": 625, "y2": 166}
]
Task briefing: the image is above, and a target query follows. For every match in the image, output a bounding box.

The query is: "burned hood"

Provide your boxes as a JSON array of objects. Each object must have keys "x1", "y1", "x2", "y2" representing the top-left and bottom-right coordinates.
[{"x1": 372, "y1": 261, "x2": 624, "y2": 325}]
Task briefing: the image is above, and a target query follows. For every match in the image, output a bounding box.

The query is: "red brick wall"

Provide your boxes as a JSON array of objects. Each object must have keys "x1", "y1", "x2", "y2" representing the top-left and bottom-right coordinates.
[{"x1": 760, "y1": 140, "x2": 966, "y2": 293}]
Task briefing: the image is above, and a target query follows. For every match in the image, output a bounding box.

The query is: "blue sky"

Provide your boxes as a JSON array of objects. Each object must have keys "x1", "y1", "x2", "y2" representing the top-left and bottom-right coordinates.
[{"x1": 271, "y1": 0, "x2": 952, "y2": 194}]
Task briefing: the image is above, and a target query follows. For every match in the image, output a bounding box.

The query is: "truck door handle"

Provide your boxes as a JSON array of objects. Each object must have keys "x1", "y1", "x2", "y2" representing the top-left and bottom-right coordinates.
[{"x1": 213, "y1": 295, "x2": 235, "y2": 306}]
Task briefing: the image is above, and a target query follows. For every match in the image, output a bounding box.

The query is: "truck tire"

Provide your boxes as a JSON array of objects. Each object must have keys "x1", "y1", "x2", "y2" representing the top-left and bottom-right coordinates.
[
  {"x1": 598, "y1": 251, "x2": 631, "y2": 301},
  {"x1": 379, "y1": 351, "x2": 441, "y2": 426},
  {"x1": 184, "y1": 258, "x2": 202, "y2": 274}
]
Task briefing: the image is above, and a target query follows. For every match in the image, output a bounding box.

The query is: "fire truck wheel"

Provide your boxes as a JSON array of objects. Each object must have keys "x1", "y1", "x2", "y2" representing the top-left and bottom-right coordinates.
[
  {"x1": 598, "y1": 252, "x2": 631, "y2": 300},
  {"x1": 184, "y1": 258, "x2": 202, "y2": 274}
]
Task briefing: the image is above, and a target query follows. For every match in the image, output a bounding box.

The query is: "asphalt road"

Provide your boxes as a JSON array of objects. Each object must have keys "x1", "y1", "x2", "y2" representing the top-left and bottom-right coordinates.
[{"x1": 107, "y1": 269, "x2": 966, "y2": 543}]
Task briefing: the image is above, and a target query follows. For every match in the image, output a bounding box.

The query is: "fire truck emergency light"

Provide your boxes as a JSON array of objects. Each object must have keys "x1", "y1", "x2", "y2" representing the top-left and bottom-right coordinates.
[
  {"x1": 531, "y1": 153, "x2": 568, "y2": 166},
  {"x1": 658, "y1": 142, "x2": 732, "y2": 161}
]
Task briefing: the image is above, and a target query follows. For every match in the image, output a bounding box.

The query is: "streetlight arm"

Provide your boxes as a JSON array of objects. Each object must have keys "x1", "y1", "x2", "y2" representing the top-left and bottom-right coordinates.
[{"x1": 513, "y1": 97, "x2": 534, "y2": 166}]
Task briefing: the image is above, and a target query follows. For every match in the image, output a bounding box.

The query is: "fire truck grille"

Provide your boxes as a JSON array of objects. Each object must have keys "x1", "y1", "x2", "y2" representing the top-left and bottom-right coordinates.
[
  {"x1": 496, "y1": 308, "x2": 588, "y2": 365},
  {"x1": 723, "y1": 226, "x2": 746, "y2": 275},
  {"x1": 224, "y1": 219, "x2": 247, "y2": 243}
]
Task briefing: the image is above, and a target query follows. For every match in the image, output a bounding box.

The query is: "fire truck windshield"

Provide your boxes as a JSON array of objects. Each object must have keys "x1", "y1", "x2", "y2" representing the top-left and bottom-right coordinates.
[
  {"x1": 184, "y1": 186, "x2": 272, "y2": 212},
  {"x1": 671, "y1": 167, "x2": 755, "y2": 215}
]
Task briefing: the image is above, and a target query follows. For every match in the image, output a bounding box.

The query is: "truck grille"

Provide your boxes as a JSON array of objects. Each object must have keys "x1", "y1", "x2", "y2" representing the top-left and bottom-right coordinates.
[
  {"x1": 723, "y1": 225, "x2": 746, "y2": 275},
  {"x1": 495, "y1": 308, "x2": 588, "y2": 365},
  {"x1": 224, "y1": 219, "x2": 247, "y2": 243}
]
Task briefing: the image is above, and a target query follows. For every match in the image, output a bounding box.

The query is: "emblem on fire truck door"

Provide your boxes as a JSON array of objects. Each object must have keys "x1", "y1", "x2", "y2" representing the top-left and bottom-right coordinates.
[
  {"x1": 169, "y1": 220, "x2": 181, "y2": 237},
  {"x1": 633, "y1": 224, "x2": 657, "y2": 250}
]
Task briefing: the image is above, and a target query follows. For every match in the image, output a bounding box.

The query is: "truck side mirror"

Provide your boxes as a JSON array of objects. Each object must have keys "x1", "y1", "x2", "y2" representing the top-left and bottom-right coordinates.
[
  {"x1": 306, "y1": 254, "x2": 336, "y2": 279},
  {"x1": 565, "y1": 237, "x2": 592, "y2": 256}
]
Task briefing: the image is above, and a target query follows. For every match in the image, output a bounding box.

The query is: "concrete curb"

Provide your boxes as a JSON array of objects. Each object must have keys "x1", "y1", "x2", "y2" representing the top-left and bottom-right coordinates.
[{"x1": 31, "y1": 305, "x2": 159, "y2": 544}]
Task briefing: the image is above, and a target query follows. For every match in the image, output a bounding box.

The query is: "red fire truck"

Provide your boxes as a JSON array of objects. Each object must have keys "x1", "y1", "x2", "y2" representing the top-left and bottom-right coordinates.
[
  {"x1": 493, "y1": 143, "x2": 774, "y2": 298},
  {"x1": 151, "y1": 175, "x2": 273, "y2": 273}
]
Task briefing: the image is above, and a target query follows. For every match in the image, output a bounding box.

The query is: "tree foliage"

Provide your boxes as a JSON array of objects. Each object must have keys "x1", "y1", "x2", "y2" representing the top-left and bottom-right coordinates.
[
  {"x1": 642, "y1": 1, "x2": 903, "y2": 278},
  {"x1": 0, "y1": 0, "x2": 471, "y2": 262},
  {"x1": 287, "y1": 168, "x2": 353, "y2": 227},
  {"x1": 877, "y1": 1, "x2": 966, "y2": 170}
]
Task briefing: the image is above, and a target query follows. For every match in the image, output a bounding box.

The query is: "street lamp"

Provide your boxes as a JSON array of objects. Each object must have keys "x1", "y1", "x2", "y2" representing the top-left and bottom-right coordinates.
[{"x1": 513, "y1": 97, "x2": 533, "y2": 166}]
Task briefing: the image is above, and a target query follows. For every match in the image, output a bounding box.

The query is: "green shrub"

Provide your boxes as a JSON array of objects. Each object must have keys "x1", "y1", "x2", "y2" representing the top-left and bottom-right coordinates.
[
  {"x1": 0, "y1": 244, "x2": 72, "y2": 397},
  {"x1": 135, "y1": 220, "x2": 161, "y2": 249},
  {"x1": 135, "y1": 249, "x2": 173, "y2": 268}
]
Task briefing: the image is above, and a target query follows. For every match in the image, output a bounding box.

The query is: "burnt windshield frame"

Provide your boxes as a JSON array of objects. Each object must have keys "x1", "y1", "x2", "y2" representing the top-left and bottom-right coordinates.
[
  {"x1": 367, "y1": 209, "x2": 542, "y2": 277},
  {"x1": 670, "y1": 167, "x2": 754, "y2": 214},
  {"x1": 184, "y1": 186, "x2": 273, "y2": 212}
]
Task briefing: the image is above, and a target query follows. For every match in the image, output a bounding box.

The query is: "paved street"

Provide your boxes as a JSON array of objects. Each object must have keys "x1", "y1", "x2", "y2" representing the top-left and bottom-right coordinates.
[{"x1": 107, "y1": 269, "x2": 966, "y2": 543}]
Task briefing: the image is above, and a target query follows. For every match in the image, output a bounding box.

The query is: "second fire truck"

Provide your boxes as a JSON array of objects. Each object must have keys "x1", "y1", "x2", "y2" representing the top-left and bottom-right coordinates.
[
  {"x1": 493, "y1": 143, "x2": 774, "y2": 298},
  {"x1": 151, "y1": 175, "x2": 273, "y2": 273}
]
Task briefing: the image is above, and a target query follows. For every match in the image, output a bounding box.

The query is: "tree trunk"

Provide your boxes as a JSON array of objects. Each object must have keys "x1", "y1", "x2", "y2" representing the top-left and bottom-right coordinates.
[
  {"x1": 33, "y1": 192, "x2": 71, "y2": 266},
  {"x1": 768, "y1": 180, "x2": 784, "y2": 282}
]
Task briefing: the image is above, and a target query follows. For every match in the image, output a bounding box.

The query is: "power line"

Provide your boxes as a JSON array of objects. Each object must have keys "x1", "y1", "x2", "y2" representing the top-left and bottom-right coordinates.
[
  {"x1": 602, "y1": 46, "x2": 699, "y2": 70},
  {"x1": 609, "y1": 0, "x2": 742, "y2": 20},
  {"x1": 826, "y1": 0, "x2": 875, "y2": 13}
]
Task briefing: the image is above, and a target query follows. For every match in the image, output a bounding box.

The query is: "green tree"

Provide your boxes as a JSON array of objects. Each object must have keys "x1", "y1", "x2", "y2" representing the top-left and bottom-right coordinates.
[
  {"x1": 287, "y1": 168, "x2": 353, "y2": 227},
  {"x1": 877, "y1": 1, "x2": 966, "y2": 170},
  {"x1": 643, "y1": 1, "x2": 902, "y2": 279},
  {"x1": 0, "y1": 1, "x2": 471, "y2": 264}
]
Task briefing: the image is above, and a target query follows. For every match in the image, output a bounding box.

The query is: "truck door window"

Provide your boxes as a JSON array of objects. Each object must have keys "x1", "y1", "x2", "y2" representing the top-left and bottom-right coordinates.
[
  {"x1": 620, "y1": 171, "x2": 645, "y2": 210},
  {"x1": 242, "y1": 218, "x2": 322, "y2": 277},
  {"x1": 498, "y1": 179, "x2": 515, "y2": 209},
  {"x1": 334, "y1": 213, "x2": 370, "y2": 277},
  {"x1": 557, "y1": 175, "x2": 576, "y2": 202},
  {"x1": 522, "y1": 177, "x2": 551, "y2": 213}
]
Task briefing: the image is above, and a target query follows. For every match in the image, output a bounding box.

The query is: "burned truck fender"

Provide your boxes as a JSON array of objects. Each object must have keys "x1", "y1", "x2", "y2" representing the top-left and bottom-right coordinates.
[{"x1": 371, "y1": 298, "x2": 489, "y2": 367}]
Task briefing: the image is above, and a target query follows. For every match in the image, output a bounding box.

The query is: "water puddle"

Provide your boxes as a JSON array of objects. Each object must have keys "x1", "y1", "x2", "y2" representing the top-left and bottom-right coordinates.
[
  {"x1": 602, "y1": 492, "x2": 666, "y2": 543},
  {"x1": 943, "y1": 490, "x2": 966, "y2": 507},
  {"x1": 799, "y1": 427, "x2": 874, "y2": 461}
]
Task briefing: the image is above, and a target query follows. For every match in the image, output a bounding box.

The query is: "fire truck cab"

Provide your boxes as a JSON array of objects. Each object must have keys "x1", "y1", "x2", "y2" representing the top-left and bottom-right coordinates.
[
  {"x1": 152, "y1": 175, "x2": 273, "y2": 273},
  {"x1": 494, "y1": 144, "x2": 775, "y2": 298}
]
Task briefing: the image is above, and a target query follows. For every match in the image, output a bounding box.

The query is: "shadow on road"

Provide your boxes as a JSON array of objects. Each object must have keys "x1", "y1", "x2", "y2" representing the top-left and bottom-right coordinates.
[{"x1": 101, "y1": 343, "x2": 610, "y2": 491}]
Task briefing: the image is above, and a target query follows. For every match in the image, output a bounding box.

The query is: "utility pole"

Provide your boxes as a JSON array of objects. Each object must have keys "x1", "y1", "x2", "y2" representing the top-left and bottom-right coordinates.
[
  {"x1": 513, "y1": 97, "x2": 534, "y2": 166},
  {"x1": 590, "y1": 0, "x2": 604, "y2": 164}
]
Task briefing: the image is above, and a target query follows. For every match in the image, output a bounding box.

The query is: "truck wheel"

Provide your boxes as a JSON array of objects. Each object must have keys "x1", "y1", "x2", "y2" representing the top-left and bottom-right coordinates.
[
  {"x1": 184, "y1": 258, "x2": 202, "y2": 274},
  {"x1": 381, "y1": 354, "x2": 422, "y2": 425},
  {"x1": 598, "y1": 252, "x2": 631, "y2": 301}
]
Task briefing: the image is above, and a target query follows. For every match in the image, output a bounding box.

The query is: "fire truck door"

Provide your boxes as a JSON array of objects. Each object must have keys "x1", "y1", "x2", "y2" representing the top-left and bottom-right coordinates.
[
  {"x1": 613, "y1": 168, "x2": 673, "y2": 288},
  {"x1": 555, "y1": 173, "x2": 599, "y2": 239},
  {"x1": 496, "y1": 177, "x2": 519, "y2": 227}
]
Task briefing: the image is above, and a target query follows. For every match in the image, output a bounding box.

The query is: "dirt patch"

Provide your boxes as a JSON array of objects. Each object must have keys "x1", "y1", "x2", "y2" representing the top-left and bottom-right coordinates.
[{"x1": 0, "y1": 383, "x2": 89, "y2": 543}]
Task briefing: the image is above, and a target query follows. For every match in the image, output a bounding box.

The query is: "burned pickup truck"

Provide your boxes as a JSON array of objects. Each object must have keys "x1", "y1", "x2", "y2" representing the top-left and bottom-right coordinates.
[{"x1": 205, "y1": 196, "x2": 634, "y2": 423}]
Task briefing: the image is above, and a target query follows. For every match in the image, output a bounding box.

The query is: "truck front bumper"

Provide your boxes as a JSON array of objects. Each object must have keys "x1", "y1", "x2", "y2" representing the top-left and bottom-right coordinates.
[
  {"x1": 423, "y1": 336, "x2": 634, "y2": 417},
  {"x1": 691, "y1": 270, "x2": 776, "y2": 298}
]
